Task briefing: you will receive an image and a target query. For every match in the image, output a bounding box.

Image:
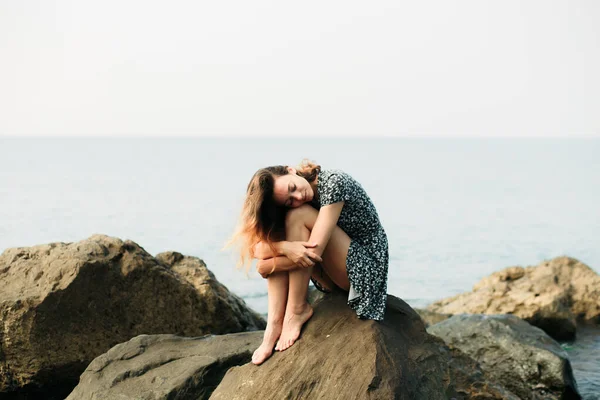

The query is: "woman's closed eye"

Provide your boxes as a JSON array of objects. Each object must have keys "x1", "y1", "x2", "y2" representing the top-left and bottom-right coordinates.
[{"x1": 286, "y1": 184, "x2": 297, "y2": 207}]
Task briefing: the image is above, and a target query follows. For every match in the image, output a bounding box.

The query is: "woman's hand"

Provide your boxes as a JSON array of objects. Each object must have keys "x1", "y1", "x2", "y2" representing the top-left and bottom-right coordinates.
[{"x1": 282, "y1": 241, "x2": 323, "y2": 268}]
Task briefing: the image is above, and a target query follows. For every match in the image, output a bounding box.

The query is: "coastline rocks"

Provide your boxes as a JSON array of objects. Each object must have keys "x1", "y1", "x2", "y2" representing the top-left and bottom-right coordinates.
[
  {"x1": 427, "y1": 257, "x2": 600, "y2": 341},
  {"x1": 428, "y1": 314, "x2": 581, "y2": 400},
  {"x1": 66, "y1": 332, "x2": 263, "y2": 400},
  {"x1": 0, "y1": 234, "x2": 265, "y2": 397},
  {"x1": 415, "y1": 308, "x2": 452, "y2": 327},
  {"x1": 210, "y1": 291, "x2": 518, "y2": 400}
]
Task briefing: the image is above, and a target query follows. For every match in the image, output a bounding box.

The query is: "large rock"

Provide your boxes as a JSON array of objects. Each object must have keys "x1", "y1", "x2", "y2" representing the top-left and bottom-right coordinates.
[
  {"x1": 66, "y1": 332, "x2": 263, "y2": 400},
  {"x1": 427, "y1": 257, "x2": 600, "y2": 340},
  {"x1": 210, "y1": 291, "x2": 520, "y2": 400},
  {"x1": 427, "y1": 314, "x2": 581, "y2": 400},
  {"x1": 0, "y1": 234, "x2": 265, "y2": 398}
]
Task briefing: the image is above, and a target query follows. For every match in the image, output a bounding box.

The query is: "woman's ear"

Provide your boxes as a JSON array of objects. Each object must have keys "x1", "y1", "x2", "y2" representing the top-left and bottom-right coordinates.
[{"x1": 287, "y1": 167, "x2": 297, "y2": 174}]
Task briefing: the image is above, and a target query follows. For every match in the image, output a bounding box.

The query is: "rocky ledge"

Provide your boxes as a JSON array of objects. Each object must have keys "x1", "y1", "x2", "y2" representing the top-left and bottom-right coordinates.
[
  {"x1": 427, "y1": 256, "x2": 600, "y2": 341},
  {"x1": 211, "y1": 290, "x2": 527, "y2": 400},
  {"x1": 1, "y1": 236, "x2": 593, "y2": 399},
  {"x1": 0, "y1": 234, "x2": 265, "y2": 398},
  {"x1": 67, "y1": 290, "x2": 520, "y2": 399}
]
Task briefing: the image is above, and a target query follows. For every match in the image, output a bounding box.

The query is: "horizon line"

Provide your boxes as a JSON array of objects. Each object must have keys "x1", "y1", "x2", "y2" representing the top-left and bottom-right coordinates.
[{"x1": 1, "y1": 134, "x2": 599, "y2": 139}]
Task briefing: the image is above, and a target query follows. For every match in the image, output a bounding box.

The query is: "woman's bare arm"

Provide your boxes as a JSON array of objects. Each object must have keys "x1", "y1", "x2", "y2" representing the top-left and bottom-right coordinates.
[
  {"x1": 306, "y1": 202, "x2": 344, "y2": 257},
  {"x1": 256, "y1": 256, "x2": 297, "y2": 278},
  {"x1": 253, "y1": 241, "x2": 288, "y2": 260}
]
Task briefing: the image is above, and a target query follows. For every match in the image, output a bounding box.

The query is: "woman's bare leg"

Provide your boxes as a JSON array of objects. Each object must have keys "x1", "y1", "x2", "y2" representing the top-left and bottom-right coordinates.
[
  {"x1": 275, "y1": 210, "x2": 315, "y2": 351},
  {"x1": 291, "y1": 204, "x2": 352, "y2": 291},
  {"x1": 252, "y1": 271, "x2": 288, "y2": 365}
]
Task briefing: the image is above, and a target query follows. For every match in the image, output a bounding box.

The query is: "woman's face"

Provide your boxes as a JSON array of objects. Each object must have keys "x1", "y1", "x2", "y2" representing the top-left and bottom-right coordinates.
[{"x1": 272, "y1": 167, "x2": 314, "y2": 208}]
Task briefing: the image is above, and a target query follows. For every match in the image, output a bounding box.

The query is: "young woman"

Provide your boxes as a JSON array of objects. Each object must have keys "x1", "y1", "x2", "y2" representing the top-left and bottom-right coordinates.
[{"x1": 228, "y1": 160, "x2": 389, "y2": 365}]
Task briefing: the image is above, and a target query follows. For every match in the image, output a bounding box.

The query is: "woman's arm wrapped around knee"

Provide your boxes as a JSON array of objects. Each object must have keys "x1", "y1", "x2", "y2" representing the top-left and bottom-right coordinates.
[
  {"x1": 252, "y1": 241, "x2": 287, "y2": 259},
  {"x1": 254, "y1": 241, "x2": 323, "y2": 267},
  {"x1": 256, "y1": 256, "x2": 297, "y2": 278}
]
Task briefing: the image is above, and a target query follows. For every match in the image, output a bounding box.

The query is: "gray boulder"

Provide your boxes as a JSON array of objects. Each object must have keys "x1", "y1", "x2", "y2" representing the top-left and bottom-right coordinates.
[
  {"x1": 431, "y1": 337, "x2": 521, "y2": 400},
  {"x1": 427, "y1": 314, "x2": 581, "y2": 400},
  {"x1": 66, "y1": 332, "x2": 263, "y2": 400}
]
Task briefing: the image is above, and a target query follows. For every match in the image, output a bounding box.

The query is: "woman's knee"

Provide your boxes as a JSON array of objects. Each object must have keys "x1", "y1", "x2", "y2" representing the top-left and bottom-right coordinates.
[{"x1": 284, "y1": 204, "x2": 317, "y2": 227}]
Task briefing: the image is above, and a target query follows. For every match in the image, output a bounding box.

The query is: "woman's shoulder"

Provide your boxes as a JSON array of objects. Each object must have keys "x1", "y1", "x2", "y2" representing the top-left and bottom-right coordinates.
[
  {"x1": 315, "y1": 168, "x2": 354, "y2": 205},
  {"x1": 319, "y1": 168, "x2": 355, "y2": 185}
]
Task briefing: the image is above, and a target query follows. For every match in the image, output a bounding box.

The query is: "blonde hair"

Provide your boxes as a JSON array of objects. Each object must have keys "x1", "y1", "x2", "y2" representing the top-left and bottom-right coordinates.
[{"x1": 224, "y1": 159, "x2": 321, "y2": 272}]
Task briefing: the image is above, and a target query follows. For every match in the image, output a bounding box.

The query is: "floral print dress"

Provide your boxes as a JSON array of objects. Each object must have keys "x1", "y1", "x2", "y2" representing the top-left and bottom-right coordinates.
[{"x1": 310, "y1": 168, "x2": 389, "y2": 321}]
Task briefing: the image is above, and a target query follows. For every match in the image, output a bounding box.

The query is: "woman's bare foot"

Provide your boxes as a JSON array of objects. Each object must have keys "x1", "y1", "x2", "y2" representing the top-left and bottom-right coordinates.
[
  {"x1": 252, "y1": 323, "x2": 283, "y2": 365},
  {"x1": 275, "y1": 303, "x2": 313, "y2": 351}
]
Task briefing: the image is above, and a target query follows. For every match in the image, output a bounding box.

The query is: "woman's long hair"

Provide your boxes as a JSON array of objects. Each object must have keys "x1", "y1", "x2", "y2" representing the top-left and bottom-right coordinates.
[{"x1": 225, "y1": 159, "x2": 321, "y2": 272}]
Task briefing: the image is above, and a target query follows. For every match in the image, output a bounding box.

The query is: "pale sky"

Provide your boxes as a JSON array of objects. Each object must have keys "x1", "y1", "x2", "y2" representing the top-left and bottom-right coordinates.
[{"x1": 1, "y1": 1, "x2": 598, "y2": 137}]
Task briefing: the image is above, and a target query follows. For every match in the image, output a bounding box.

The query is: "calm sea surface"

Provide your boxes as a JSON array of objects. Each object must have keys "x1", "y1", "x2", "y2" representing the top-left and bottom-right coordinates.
[{"x1": 1, "y1": 137, "x2": 599, "y2": 397}]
